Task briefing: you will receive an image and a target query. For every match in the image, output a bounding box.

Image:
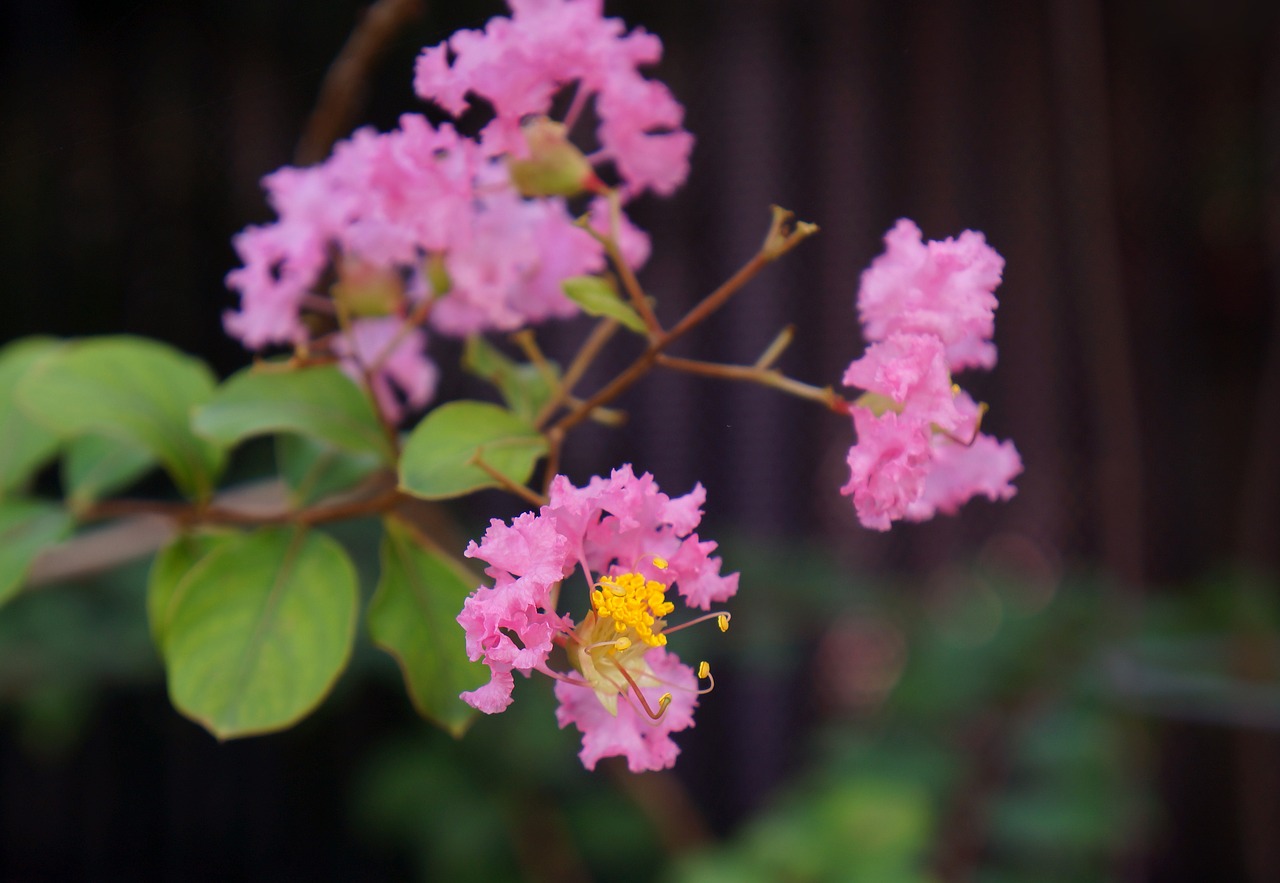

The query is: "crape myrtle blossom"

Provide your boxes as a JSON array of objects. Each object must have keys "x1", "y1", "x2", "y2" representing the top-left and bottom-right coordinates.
[
  {"x1": 413, "y1": 0, "x2": 694, "y2": 199},
  {"x1": 841, "y1": 220, "x2": 1022, "y2": 530},
  {"x1": 458, "y1": 465, "x2": 737, "y2": 772},
  {"x1": 224, "y1": 119, "x2": 599, "y2": 370},
  {"x1": 225, "y1": 0, "x2": 689, "y2": 421}
]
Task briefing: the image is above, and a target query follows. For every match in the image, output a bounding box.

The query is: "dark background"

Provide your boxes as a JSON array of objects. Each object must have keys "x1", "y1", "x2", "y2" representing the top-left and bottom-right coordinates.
[{"x1": 2, "y1": 0, "x2": 1278, "y2": 879}]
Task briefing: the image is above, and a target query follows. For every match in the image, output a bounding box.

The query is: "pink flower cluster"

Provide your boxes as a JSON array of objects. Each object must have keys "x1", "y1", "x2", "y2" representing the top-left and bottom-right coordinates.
[
  {"x1": 457, "y1": 465, "x2": 737, "y2": 772},
  {"x1": 841, "y1": 220, "x2": 1023, "y2": 530},
  {"x1": 224, "y1": 0, "x2": 690, "y2": 421}
]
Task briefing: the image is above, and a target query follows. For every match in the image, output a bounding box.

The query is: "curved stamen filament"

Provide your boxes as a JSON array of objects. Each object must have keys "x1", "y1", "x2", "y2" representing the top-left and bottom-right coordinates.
[
  {"x1": 697, "y1": 660, "x2": 715, "y2": 695},
  {"x1": 542, "y1": 669, "x2": 594, "y2": 690},
  {"x1": 663, "y1": 610, "x2": 732, "y2": 636},
  {"x1": 612, "y1": 658, "x2": 670, "y2": 721},
  {"x1": 582, "y1": 636, "x2": 632, "y2": 654}
]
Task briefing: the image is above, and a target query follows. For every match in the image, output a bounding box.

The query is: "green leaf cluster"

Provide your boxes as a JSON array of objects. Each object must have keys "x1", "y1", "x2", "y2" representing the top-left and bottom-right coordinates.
[{"x1": 0, "y1": 332, "x2": 566, "y2": 742}]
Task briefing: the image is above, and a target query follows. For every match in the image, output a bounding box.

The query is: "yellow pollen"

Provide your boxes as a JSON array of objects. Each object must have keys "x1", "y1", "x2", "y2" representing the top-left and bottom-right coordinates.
[
  {"x1": 652, "y1": 556, "x2": 668, "y2": 570},
  {"x1": 592, "y1": 571, "x2": 674, "y2": 647},
  {"x1": 951, "y1": 383, "x2": 961, "y2": 396},
  {"x1": 717, "y1": 614, "x2": 730, "y2": 633},
  {"x1": 698, "y1": 660, "x2": 710, "y2": 679},
  {"x1": 612, "y1": 637, "x2": 631, "y2": 652},
  {"x1": 658, "y1": 692, "x2": 672, "y2": 712}
]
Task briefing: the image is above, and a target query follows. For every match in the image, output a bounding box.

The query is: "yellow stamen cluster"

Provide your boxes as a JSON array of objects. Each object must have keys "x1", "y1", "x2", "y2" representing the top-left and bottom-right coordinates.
[{"x1": 591, "y1": 571, "x2": 675, "y2": 647}]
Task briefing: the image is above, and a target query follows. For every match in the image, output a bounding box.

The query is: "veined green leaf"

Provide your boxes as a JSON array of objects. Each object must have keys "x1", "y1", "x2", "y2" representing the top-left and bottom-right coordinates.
[
  {"x1": 561, "y1": 275, "x2": 647, "y2": 334},
  {"x1": 368, "y1": 518, "x2": 486, "y2": 736},
  {"x1": 0, "y1": 337, "x2": 64, "y2": 497},
  {"x1": 162, "y1": 527, "x2": 358, "y2": 739},
  {"x1": 0, "y1": 499, "x2": 74, "y2": 606},
  {"x1": 275, "y1": 433, "x2": 385, "y2": 508},
  {"x1": 399, "y1": 401, "x2": 545, "y2": 500},
  {"x1": 62, "y1": 434, "x2": 156, "y2": 512},
  {"x1": 462, "y1": 336, "x2": 558, "y2": 423},
  {"x1": 15, "y1": 336, "x2": 223, "y2": 501},
  {"x1": 193, "y1": 364, "x2": 393, "y2": 463}
]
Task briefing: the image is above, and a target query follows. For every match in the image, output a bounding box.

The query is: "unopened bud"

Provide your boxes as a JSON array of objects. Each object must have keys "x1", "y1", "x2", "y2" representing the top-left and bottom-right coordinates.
[
  {"x1": 507, "y1": 117, "x2": 596, "y2": 198},
  {"x1": 332, "y1": 259, "x2": 403, "y2": 317}
]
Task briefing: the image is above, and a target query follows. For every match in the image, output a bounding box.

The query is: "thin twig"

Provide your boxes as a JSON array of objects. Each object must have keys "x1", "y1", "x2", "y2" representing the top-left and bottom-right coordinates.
[
  {"x1": 535, "y1": 318, "x2": 620, "y2": 429},
  {"x1": 656, "y1": 353, "x2": 849, "y2": 411},
  {"x1": 293, "y1": 0, "x2": 427, "y2": 165}
]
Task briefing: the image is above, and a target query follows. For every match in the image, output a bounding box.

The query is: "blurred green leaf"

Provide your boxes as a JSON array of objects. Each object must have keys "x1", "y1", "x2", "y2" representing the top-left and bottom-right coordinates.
[
  {"x1": 193, "y1": 364, "x2": 393, "y2": 463},
  {"x1": 0, "y1": 498, "x2": 73, "y2": 606},
  {"x1": 561, "y1": 275, "x2": 647, "y2": 333},
  {"x1": 146, "y1": 531, "x2": 238, "y2": 654},
  {"x1": 0, "y1": 336, "x2": 62, "y2": 497},
  {"x1": 462, "y1": 336, "x2": 557, "y2": 422},
  {"x1": 61, "y1": 434, "x2": 156, "y2": 511},
  {"x1": 399, "y1": 400, "x2": 545, "y2": 500},
  {"x1": 275, "y1": 433, "x2": 384, "y2": 507},
  {"x1": 15, "y1": 336, "x2": 224, "y2": 500},
  {"x1": 368, "y1": 517, "x2": 486, "y2": 736},
  {"x1": 163, "y1": 526, "x2": 358, "y2": 739}
]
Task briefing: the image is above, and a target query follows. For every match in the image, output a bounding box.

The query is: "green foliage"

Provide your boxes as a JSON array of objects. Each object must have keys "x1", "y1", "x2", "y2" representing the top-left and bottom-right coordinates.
[
  {"x1": 156, "y1": 526, "x2": 358, "y2": 739},
  {"x1": 399, "y1": 400, "x2": 546, "y2": 500},
  {"x1": 368, "y1": 517, "x2": 487, "y2": 736},
  {"x1": 275, "y1": 433, "x2": 386, "y2": 507},
  {"x1": 462, "y1": 335, "x2": 557, "y2": 422},
  {"x1": 61, "y1": 434, "x2": 156, "y2": 512},
  {"x1": 0, "y1": 499, "x2": 73, "y2": 606},
  {"x1": 14, "y1": 336, "x2": 224, "y2": 500},
  {"x1": 561, "y1": 275, "x2": 647, "y2": 333},
  {"x1": 0, "y1": 337, "x2": 63, "y2": 497},
  {"x1": 193, "y1": 364, "x2": 394, "y2": 463}
]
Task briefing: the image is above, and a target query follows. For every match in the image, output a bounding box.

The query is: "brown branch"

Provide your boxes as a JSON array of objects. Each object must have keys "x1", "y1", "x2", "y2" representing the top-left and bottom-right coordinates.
[
  {"x1": 548, "y1": 208, "x2": 817, "y2": 438},
  {"x1": 293, "y1": 0, "x2": 427, "y2": 166},
  {"x1": 655, "y1": 353, "x2": 849, "y2": 411}
]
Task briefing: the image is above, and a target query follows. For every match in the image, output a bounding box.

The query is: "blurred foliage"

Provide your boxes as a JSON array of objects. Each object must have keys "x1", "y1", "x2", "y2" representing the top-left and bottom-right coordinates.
[{"x1": 2, "y1": 530, "x2": 1278, "y2": 880}]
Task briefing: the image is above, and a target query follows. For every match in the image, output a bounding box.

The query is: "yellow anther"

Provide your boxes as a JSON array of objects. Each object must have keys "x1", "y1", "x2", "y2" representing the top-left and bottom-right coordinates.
[
  {"x1": 717, "y1": 614, "x2": 730, "y2": 632},
  {"x1": 591, "y1": 570, "x2": 674, "y2": 647},
  {"x1": 698, "y1": 660, "x2": 710, "y2": 679},
  {"x1": 652, "y1": 556, "x2": 668, "y2": 570},
  {"x1": 951, "y1": 383, "x2": 961, "y2": 396},
  {"x1": 613, "y1": 637, "x2": 631, "y2": 652},
  {"x1": 658, "y1": 692, "x2": 672, "y2": 712}
]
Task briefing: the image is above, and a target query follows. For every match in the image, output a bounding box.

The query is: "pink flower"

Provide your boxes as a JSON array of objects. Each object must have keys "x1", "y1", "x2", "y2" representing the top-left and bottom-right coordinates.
[
  {"x1": 413, "y1": 0, "x2": 693, "y2": 198},
  {"x1": 840, "y1": 219, "x2": 1021, "y2": 529},
  {"x1": 333, "y1": 316, "x2": 439, "y2": 423},
  {"x1": 554, "y1": 647, "x2": 697, "y2": 772},
  {"x1": 905, "y1": 433, "x2": 1024, "y2": 521},
  {"x1": 857, "y1": 219, "x2": 1004, "y2": 371},
  {"x1": 841, "y1": 409, "x2": 933, "y2": 531},
  {"x1": 842, "y1": 332, "x2": 965, "y2": 432},
  {"x1": 457, "y1": 465, "x2": 735, "y2": 771}
]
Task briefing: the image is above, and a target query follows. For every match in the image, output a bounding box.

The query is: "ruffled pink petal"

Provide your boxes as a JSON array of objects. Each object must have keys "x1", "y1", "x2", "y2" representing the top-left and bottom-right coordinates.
[
  {"x1": 842, "y1": 408, "x2": 933, "y2": 531},
  {"x1": 553, "y1": 648, "x2": 697, "y2": 772},
  {"x1": 857, "y1": 219, "x2": 1003, "y2": 372},
  {"x1": 906, "y1": 433, "x2": 1023, "y2": 521}
]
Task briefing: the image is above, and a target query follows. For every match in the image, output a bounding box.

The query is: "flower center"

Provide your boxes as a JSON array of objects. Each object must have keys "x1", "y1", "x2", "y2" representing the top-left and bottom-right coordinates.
[{"x1": 590, "y1": 570, "x2": 675, "y2": 648}]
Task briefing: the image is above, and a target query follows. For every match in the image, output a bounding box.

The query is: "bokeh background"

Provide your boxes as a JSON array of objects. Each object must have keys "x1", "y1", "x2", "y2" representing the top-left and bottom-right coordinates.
[{"x1": 3, "y1": 0, "x2": 1278, "y2": 879}]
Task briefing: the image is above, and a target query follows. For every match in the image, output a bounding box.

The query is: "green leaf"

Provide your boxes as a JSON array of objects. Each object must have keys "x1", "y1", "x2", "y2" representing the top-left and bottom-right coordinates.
[
  {"x1": 0, "y1": 337, "x2": 63, "y2": 497},
  {"x1": 462, "y1": 336, "x2": 557, "y2": 422},
  {"x1": 162, "y1": 527, "x2": 358, "y2": 739},
  {"x1": 0, "y1": 499, "x2": 74, "y2": 606},
  {"x1": 561, "y1": 275, "x2": 647, "y2": 334},
  {"x1": 61, "y1": 434, "x2": 156, "y2": 511},
  {"x1": 276, "y1": 433, "x2": 384, "y2": 508},
  {"x1": 146, "y1": 531, "x2": 237, "y2": 654},
  {"x1": 399, "y1": 401, "x2": 546, "y2": 500},
  {"x1": 14, "y1": 336, "x2": 223, "y2": 500},
  {"x1": 192, "y1": 364, "x2": 393, "y2": 463},
  {"x1": 368, "y1": 518, "x2": 486, "y2": 735}
]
